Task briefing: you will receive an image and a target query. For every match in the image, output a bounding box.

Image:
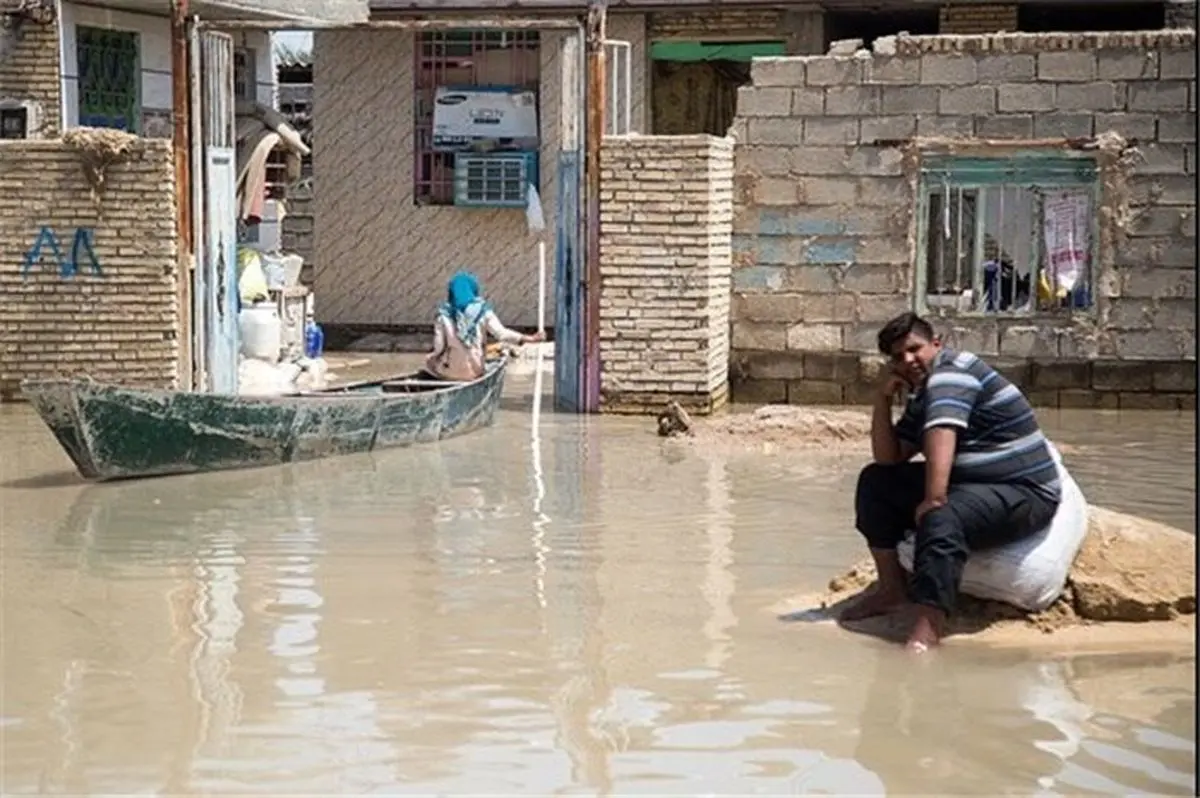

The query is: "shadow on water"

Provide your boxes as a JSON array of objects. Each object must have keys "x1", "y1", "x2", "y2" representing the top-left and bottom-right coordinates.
[{"x1": 1, "y1": 470, "x2": 88, "y2": 490}]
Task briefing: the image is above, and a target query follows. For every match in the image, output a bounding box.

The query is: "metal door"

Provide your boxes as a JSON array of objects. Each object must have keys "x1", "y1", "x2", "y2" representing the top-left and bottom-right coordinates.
[
  {"x1": 553, "y1": 31, "x2": 586, "y2": 412},
  {"x1": 190, "y1": 29, "x2": 239, "y2": 394}
]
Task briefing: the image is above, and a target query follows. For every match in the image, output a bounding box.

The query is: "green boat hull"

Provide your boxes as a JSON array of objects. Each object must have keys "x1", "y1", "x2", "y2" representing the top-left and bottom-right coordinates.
[{"x1": 20, "y1": 360, "x2": 508, "y2": 481}]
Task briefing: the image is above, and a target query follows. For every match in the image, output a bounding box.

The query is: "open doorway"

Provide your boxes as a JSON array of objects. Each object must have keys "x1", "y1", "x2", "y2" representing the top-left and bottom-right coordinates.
[{"x1": 650, "y1": 41, "x2": 784, "y2": 136}]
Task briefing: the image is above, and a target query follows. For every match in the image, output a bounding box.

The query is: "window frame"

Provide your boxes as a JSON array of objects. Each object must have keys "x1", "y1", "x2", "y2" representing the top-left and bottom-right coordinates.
[
  {"x1": 75, "y1": 25, "x2": 142, "y2": 134},
  {"x1": 914, "y1": 152, "x2": 1102, "y2": 319}
]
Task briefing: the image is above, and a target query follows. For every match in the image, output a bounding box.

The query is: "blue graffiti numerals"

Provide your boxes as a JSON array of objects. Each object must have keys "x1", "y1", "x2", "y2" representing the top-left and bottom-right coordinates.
[{"x1": 20, "y1": 226, "x2": 104, "y2": 279}]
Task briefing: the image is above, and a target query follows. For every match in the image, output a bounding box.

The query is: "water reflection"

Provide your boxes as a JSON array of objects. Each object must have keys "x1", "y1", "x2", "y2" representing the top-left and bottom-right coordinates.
[{"x1": 0, "y1": 400, "x2": 1195, "y2": 794}]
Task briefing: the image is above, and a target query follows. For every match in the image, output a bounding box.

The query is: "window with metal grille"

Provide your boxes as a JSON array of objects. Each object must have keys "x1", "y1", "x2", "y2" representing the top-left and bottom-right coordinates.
[
  {"x1": 77, "y1": 26, "x2": 140, "y2": 133},
  {"x1": 414, "y1": 30, "x2": 540, "y2": 206},
  {"x1": 234, "y1": 48, "x2": 256, "y2": 103},
  {"x1": 916, "y1": 154, "x2": 1100, "y2": 316}
]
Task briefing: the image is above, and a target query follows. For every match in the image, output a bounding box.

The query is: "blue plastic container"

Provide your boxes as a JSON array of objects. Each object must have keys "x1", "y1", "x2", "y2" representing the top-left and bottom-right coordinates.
[{"x1": 304, "y1": 319, "x2": 324, "y2": 359}]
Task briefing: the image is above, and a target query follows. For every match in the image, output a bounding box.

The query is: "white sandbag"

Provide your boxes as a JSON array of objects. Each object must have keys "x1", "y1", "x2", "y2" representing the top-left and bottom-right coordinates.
[{"x1": 897, "y1": 444, "x2": 1089, "y2": 612}]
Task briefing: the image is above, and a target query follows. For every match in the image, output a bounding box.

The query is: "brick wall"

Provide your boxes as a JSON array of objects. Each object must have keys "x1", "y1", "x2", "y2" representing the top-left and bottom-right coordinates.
[
  {"x1": 1166, "y1": 1, "x2": 1197, "y2": 29},
  {"x1": 938, "y1": 4, "x2": 1018, "y2": 34},
  {"x1": 647, "y1": 8, "x2": 824, "y2": 54},
  {"x1": 729, "y1": 30, "x2": 1197, "y2": 409},
  {"x1": 599, "y1": 134, "x2": 733, "y2": 414},
  {"x1": 0, "y1": 139, "x2": 180, "y2": 400},
  {"x1": 282, "y1": 181, "x2": 315, "y2": 284},
  {"x1": 0, "y1": 17, "x2": 61, "y2": 136}
]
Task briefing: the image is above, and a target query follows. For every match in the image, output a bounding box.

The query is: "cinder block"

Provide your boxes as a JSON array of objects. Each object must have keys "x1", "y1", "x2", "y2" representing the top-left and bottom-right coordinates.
[
  {"x1": 825, "y1": 85, "x2": 882, "y2": 116},
  {"x1": 881, "y1": 85, "x2": 939, "y2": 114},
  {"x1": 1037, "y1": 51, "x2": 1097, "y2": 82},
  {"x1": 737, "y1": 350, "x2": 805, "y2": 379},
  {"x1": 791, "y1": 87, "x2": 826, "y2": 115},
  {"x1": 1055, "y1": 82, "x2": 1119, "y2": 112},
  {"x1": 737, "y1": 86, "x2": 794, "y2": 117},
  {"x1": 803, "y1": 117, "x2": 860, "y2": 145},
  {"x1": 976, "y1": 54, "x2": 1036, "y2": 83},
  {"x1": 917, "y1": 116, "x2": 974, "y2": 137},
  {"x1": 938, "y1": 85, "x2": 996, "y2": 115},
  {"x1": 747, "y1": 118, "x2": 804, "y2": 146},
  {"x1": 867, "y1": 56, "x2": 921, "y2": 84},
  {"x1": 1160, "y1": 49, "x2": 1197, "y2": 80},
  {"x1": 1096, "y1": 50, "x2": 1159, "y2": 81},
  {"x1": 999, "y1": 325, "x2": 1060, "y2": 359},
  {"x1": 799, "y1": 176, "x2": 858, "y2": 205},
  {"x1": 750, "y1": 57, "x2": 807, "y2": 86},
  {"x1": 1033, "y1": 113, "x2": 1094, "y2": 139},
  {"x1": 731, "y1": 377, "x2": 787, "y2": 404},
  {"x1": 1152, "y1": 361, "x2": 1197, "y2": 392},
  {"x1": 1127, "y1": 81, "x2": 1191, "y2": 112},
  {"x1": 787, "y1": 379, "x2": 845, "y2": 404},
  {"x1": 1030, "y1": 361, "x2": 1092, "y2": 390},
  {"x1": 860, "y1": 115, "x2": 917, "y2": 142},
  {"x1": 997, "y1": 83, "x2": 1055, "y2": 112},
  {"x1": 1157, "y1": 112, "x2": 1197, "y2": 143},
  {"x1": 806, "y1": 57, "x2": 866, "y2": 86},
  {"x1": 786, "y1": 323, "x2": 844, "y2": 351},
  {"x1": 1094, "y1": 112, "x2": 1157, "y2": 140},
  {"x1": 975, "y1": 114, "x2": 1034, "y2": 139},
  {"x1": 920, "y1": 54, "x2": 978, "y2": 85},
  {"x1": 1130, "y1": 143, "x2": 1188, "y2": 175}
]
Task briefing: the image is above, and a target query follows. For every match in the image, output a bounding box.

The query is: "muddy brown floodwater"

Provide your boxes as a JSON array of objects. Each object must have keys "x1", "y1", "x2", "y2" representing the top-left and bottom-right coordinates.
[{"x1": 1, "y1": 362, "x2": 1194, "y2": 795}]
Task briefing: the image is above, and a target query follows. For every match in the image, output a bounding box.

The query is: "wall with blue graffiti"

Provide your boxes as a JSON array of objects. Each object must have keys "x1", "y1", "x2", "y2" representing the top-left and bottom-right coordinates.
[{"x1": 0, "y1": 139, "x2": 180, "y2": 400}]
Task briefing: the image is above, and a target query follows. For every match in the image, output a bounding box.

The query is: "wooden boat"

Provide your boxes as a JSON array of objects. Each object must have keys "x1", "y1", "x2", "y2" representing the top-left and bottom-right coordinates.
[{"x1": 20, "y1": 359, "x2": 508, "y2": 482}]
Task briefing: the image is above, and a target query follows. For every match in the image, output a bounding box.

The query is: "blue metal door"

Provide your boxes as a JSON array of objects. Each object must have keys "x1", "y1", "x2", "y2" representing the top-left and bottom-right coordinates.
[
  {"x1": 553, "y1": 32, "x2": 586, "y2": 412},
  {"x1": 192, "y1": 30, "x2": 239, "y2": 394}
]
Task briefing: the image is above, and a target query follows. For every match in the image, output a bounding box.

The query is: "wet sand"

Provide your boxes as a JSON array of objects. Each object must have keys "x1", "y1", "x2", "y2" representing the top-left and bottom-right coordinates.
[{"x1": 0, "y1": 367, "x2": 1194, "y2": 794}]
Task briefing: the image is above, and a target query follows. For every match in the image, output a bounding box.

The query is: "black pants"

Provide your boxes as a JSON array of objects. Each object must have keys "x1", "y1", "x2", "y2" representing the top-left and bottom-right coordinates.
[{"x1": 854, "y1": 462, "x2": 1059, "y2": 615}]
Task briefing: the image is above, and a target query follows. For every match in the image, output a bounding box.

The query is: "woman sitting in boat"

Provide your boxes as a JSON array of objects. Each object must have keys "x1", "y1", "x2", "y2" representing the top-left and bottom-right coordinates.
[{"x1": 425, "y1": 271, "x2": 544, "y2": 381}]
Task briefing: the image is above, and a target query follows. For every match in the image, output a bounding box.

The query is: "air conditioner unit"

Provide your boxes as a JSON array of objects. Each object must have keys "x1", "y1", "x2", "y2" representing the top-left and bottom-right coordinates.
[
  {"x1": 0, "y1": 98, "x2": 43, "y2": 139},
  {"x1": 452, "y1": 151, "x2": 538, "y2": 209}
]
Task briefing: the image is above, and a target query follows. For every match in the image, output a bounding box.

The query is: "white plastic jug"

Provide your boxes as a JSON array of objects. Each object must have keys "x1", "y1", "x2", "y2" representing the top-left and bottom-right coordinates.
[{"x1": 239, "y1": 302, "x2": 282, "y2": 363}]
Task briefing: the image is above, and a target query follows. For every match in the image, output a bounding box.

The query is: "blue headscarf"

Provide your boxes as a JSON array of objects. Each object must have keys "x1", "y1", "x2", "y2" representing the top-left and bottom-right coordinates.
[{"x1": 437, "y1": 271, "x2": 492, "y2": 346}]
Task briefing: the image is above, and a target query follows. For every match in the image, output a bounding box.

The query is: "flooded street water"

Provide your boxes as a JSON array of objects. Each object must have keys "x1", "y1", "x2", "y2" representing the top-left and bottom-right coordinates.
[{"x1": 1, "y1": 370, "x2": 1194, "y2": 795}]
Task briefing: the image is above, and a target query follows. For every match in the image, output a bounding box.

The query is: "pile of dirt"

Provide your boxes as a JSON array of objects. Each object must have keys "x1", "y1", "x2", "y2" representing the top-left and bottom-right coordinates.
[
  {"x1": 664, "y1": 404, "x2": 873, "y2": 449},
  {"x1": 801, "y1": 505, "x2": 1196, "y2": 641},
  {"x1": 62, "y1": 127, "x2": 139, "y2": 202}
]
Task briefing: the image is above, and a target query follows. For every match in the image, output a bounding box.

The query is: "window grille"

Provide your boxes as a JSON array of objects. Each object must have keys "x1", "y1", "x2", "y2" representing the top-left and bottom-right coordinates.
[
  {"x1": 916, "y1": 154, "x2": 1100, "y2": 316},
  {"x1": 77, "y1": 26, "x2": 140, "y2": 133},
  {"x1": 413, "y1": 30, "x2": 540, "y2": 206}
]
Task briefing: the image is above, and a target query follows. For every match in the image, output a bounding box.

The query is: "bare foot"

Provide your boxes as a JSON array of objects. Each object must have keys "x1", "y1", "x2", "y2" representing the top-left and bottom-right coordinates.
[
  {"x1": 841, "y1": 586, "x2": 907, "y2": 622},
  {"x1": 905, "y1": 607, "x2": 943, "y2": 653}
]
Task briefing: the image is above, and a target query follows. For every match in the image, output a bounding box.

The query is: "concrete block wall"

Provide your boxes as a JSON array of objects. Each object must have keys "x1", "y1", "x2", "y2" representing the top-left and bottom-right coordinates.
[
  {"x1": 0, "y1": 17, "x2": 61, "y2": 137},
  {"x1": 729, "y1": 30, "x2": 1197, "y2": 409},
  {"x1": 0, "y1": 139, "x2": 179, "y2": 400},
  {"x1": 599, "y1": 134, "x2": 733, "y2": 414}
]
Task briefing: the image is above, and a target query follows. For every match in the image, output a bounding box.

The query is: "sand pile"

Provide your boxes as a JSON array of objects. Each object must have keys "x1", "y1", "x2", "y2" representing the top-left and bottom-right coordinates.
[
  {"x1": 795, "y1": 506, "x2": 1195, "y2": 644},
  {"x1": 661, "y1": 404, "x2": 873, "y2": 450}
]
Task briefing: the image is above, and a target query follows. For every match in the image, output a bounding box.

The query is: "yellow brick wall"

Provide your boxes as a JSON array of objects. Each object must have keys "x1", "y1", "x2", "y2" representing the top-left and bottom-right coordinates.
[
  {"x1": 599, "y1": 134, "x2": 733, "y2": 414},
  {"x1": 0, "y1": 17, "x2": 62, "y2": 136},
  {"x1": 938, "y1": 4, "x2": 1019, "y2": 34},
  {"x1": 648, "y1": 9, "x2": 783, "y2": 40},
  {"x1": 0, "y1": 139, "x2": 179, "y2": 400}
]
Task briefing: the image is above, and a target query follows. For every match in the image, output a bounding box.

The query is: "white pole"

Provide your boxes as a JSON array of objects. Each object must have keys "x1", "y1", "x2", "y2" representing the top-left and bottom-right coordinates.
[{"x1": 537, "y1": 239, "x2": 547, "y2": 335}]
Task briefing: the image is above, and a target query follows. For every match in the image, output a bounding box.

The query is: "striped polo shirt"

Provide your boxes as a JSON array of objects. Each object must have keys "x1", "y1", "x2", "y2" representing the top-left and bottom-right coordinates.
[{"x1": 894, "y1": 348, "x2": 1061, "y2": 504}]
